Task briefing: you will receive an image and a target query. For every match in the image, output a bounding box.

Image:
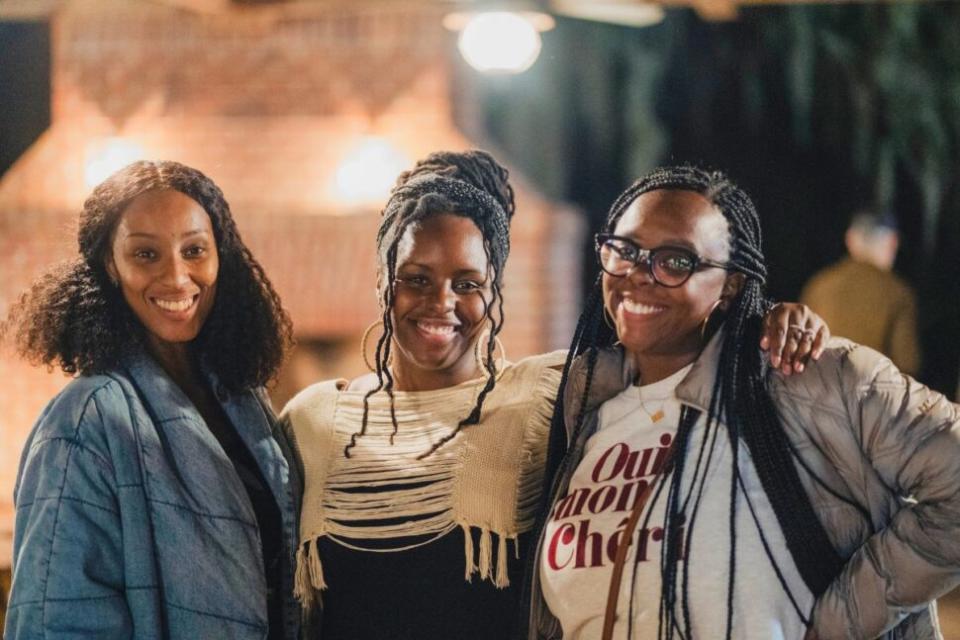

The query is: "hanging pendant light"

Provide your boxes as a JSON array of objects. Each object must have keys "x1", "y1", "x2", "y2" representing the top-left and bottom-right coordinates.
[{"x1": 444, "y1": 2, "x2": 555, "y2": 74}]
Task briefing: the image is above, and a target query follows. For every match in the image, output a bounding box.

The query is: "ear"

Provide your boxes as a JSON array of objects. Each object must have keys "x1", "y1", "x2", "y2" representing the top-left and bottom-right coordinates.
[{"x1": 718, "y1": 272, "x2": 745, "y2": 310}]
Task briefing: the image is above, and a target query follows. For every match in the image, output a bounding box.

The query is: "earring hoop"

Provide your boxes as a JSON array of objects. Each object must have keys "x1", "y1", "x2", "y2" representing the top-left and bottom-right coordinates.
[
  {"x1": 602, "y1": 307, "x2": 616, "y2": 332},
  {"x1": 361, "y1": 320, "x2": 393, "y2": 373},
  {"x1": 699, "y1": 299, "x2": 725, "y2": 343},
  {"x1": 474, "y1": 330, "x2": 507, "y2": 381}
]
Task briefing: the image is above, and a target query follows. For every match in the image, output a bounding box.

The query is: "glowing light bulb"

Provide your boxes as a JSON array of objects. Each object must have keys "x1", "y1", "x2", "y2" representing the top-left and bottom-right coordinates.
[
  {"x1": 333, "y1": 137, "x2": 410, "y2": 208},
  {"x1": 84, "y1": 138, "x2": 145, "y2": 188},
  {"x1": 458, "y1": 12, "x2": 543, "y2": 74}
]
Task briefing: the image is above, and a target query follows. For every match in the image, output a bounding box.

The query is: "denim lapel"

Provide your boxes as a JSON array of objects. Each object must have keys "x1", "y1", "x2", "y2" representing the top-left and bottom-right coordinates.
[{"x1": 211, "y1": 375, "x2": 294, "y2": 524}]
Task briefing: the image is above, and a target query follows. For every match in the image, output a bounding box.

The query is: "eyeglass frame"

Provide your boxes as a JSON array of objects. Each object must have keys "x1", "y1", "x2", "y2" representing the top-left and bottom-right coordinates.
[{"x1": 594, "y1": 232, "x2": 733, "y2": 288}]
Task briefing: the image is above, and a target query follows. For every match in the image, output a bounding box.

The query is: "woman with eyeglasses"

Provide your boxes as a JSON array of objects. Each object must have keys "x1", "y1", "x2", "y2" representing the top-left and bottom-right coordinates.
[
  {"x1": 281, "y1": 152, "x2": 829, "y2": 640},
  {"x1": 524, "y1": 166, "x2": 960, "y2": 640}
]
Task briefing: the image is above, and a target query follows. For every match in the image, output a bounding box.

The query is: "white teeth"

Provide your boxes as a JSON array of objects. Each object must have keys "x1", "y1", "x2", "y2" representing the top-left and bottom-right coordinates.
[
  {"x1": 417, "y1": 322, "x2": 456, "y2": 336},
  {"x1": 621, "y1": 299, "x2": 663, "y2": 315},
  {"x1": 154, "y1": 297, "x2": 195, "y2": 312}
]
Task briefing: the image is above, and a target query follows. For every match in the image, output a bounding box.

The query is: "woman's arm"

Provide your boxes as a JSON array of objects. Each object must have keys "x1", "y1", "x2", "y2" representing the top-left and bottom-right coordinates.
[
  {"x1": 810, "y1": 348, "x2": 960, "y2": 639},
  {"x1": 5, "y1": 387, "x2": 132, "y2": 639}
]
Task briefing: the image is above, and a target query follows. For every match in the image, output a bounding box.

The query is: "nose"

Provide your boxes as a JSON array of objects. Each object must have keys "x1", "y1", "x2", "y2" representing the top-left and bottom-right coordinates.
[
  {"x1": 426, "y1": 281, "x2": 456, "y2": 313},
  {"x1": 160, "y1": 255, "x2": 192, "y2": 289},
  {"x1": 624, "y1": 259, "x2": 655, "y2": 286}
]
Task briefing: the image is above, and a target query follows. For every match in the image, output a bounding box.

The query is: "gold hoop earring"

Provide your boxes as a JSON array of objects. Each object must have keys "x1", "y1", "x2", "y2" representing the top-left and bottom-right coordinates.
[
  {"x1": 361, "y1": 320, "x2": 393, "y2": 373},
  {"x1": 475, "y1": 330, "x2": 507, "y2": 381},
  {"x1": 699, "y1": 299, "x2": 725, "y2": 343},
  {"x1": 603, "y1": 307, "x2": 617, "y2": 332}
]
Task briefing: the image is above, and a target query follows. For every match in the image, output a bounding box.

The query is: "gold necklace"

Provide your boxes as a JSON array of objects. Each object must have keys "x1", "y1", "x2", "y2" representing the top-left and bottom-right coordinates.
[{"x1": 639, "y1": 399, "x2": 666, "y2": 423}]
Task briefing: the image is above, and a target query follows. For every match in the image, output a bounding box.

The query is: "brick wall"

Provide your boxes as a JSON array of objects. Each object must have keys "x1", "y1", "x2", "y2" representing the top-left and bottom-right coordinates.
[{"x1": 0, "y1": 0, "x2": 583, "y2": 572}]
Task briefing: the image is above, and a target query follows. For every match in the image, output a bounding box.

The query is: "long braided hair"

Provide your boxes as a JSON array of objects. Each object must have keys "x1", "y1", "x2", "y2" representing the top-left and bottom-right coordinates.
[
  {"x1": 344, "y1": 150, "x2": 515, "y2": 459},
  {"x1": 549, "y1": 166, "x2": 843, "y2": 638}
]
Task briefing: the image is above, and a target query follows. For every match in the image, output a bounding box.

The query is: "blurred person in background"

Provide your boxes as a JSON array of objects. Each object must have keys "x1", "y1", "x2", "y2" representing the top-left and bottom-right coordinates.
[
  {"x1": 3, "y1": 161, "x2": 300, "y2": 639},
  {"x1": 525, "y1": 166, "x2": 959, "y2": 640},
  {"x1": 801, "y1": 209, "x2": 919, "y2": 375},
  {"x1": 283, "y1": 151, "x2": 830, "y2": 639}
]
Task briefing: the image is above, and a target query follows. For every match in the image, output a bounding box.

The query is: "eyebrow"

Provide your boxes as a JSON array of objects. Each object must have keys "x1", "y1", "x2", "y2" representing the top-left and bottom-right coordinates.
[
  {"x1": 618, "y1": 234, "x2": 698, "y2": 252},
  {"x1": 124, "y1": 229, "x2": 211, "y2": 240},
  {"x1": 398, "y1": 263, "x2": 487, "y2": 276}
]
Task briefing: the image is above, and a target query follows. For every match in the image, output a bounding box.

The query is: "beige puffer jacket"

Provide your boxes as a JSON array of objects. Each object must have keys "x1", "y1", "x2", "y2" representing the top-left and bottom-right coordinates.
[{"x1": 524, "y1": 334, "x2": 960, "y2": 640}]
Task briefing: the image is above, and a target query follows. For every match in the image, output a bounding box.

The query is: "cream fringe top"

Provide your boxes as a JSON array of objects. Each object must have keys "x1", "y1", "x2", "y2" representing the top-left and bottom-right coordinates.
[{"x1": 282, "y1": 351, "x2": 565, "y2": 607}]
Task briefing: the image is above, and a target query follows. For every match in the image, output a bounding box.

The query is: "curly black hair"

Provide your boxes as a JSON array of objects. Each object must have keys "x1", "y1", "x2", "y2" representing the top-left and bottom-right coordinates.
[{"x1": 3, "y1": 160, "x2": 293, "y2": 394}]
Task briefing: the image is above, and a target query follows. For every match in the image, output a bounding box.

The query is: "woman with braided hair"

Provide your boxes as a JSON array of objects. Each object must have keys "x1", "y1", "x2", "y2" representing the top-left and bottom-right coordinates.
[
  {"x1": 525, "y1": 165, "x2": 960, "y2": 640},
  {"x1": 282, "y1": 152, "x2": 828, "y2": 639}
]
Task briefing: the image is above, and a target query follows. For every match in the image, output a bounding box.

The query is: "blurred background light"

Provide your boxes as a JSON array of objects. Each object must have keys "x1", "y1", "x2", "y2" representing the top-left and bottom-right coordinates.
[
  {"x1": 84, "y1": 137, "x2": 145, "y2": 189},
  {"x1": 455, "y1": 12, "x2": 551, "y2": 74},
  {"x1": 550, "y1": 1, "x2": 664, "y2": 27},
  {"x1": 333, "y1": 136, "x2": 410, "y2": 207}
]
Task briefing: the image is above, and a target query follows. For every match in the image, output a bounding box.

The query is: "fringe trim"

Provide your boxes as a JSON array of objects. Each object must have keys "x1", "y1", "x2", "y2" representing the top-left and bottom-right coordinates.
[
  {"x1": 462, "y1": 522, "x2": 476, "y2": 582},
  {"x1": 462, "y1": 524, "x2": 514, "y2": 589},
  {"x1": 294, "y1": 538, "x2": 327, "y2": 610},
  {"x1": 495, "y1": 533, "x2": 510, "y2": 589},
  {"x1": 480, "y1": 527, "x2": 493, "y2": 580}
]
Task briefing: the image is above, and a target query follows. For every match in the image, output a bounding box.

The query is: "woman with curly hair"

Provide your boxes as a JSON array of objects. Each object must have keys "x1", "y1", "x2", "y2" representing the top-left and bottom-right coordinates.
[
  {"x1": 3, "y1": 160, "x2": 300, "y2": 640},
  {"x1": 282, "y1": 151, "x2": 829, "y2": 639}
]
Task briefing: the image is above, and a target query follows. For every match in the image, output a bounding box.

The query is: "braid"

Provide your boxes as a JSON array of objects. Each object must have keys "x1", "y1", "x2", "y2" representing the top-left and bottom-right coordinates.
[
  {"x1": 550, "y1": 165, "x2": 843, "y2": 638},
  {"x1": 345, "y1": 153, "x2": 514, "y2": 458},
  {"x1": 345, "y1": 227, "x2": 405, "y2": 458},
  {"x1": 395, "y1": 149, "x2": 515, "y2": 220}
]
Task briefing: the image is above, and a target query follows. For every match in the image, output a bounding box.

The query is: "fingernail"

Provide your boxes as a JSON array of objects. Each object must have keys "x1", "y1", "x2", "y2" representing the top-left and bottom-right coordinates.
[{"x1": 796, "y1": 363, "x2": 804, "y2": 372}]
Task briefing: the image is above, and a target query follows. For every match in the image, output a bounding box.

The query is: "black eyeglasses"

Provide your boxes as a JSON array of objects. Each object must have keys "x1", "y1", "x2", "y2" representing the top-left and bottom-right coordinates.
[{"x1": 595, "y1": 233, "x2": 731, "y2": 288}]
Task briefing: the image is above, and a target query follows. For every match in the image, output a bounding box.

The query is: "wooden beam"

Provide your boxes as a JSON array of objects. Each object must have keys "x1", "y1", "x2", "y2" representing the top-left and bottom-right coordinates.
[{"x1": 0, "y1": 0, "x2": 64, "y2": 20}]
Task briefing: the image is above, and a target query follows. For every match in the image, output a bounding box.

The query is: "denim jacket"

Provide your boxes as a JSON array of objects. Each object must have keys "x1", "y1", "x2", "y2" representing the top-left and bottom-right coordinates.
[{"x1": 5, "y1": 350, "x2": 303, "y2": 639}]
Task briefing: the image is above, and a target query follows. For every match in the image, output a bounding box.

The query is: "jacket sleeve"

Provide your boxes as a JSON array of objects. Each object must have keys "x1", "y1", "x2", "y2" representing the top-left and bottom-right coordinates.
[
  {"x1": 811, "y1": 346, "x2": 960, "y2": 639},
  {"x1": 5, "y1": 384, "x2": 133, "y2": 639}
]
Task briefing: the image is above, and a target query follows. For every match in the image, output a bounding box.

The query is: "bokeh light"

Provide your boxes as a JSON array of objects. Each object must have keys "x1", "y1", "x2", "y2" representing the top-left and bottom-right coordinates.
[
  {"x1": 458, "y1": 12, "x2": 543, "y2": 74},
  {"x1": 333, "y1": 136, "x2": 410, "y2": 207},
  {"x1": 84, "y1": 137, "x2": 145, "y2": 188}
]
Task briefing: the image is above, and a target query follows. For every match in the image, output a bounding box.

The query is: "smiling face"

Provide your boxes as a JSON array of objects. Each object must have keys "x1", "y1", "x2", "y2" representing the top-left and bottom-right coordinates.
[
  {"x1": 388, "y1": 213, "x2": 492, "y2": 390},
  {"x1": 603, "y1": 189, "x2": 736, "y2": 382},
  {"x1": 106, "y1": 189, "x2": 219, "y2": 356}
]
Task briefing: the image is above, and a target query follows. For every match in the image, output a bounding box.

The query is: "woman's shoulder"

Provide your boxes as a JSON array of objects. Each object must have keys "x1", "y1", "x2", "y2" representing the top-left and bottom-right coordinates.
[
  {"x1": 770, "y1": 337, "x2": 903, "y2": 407},
  {"x1": 504, "y1": 349, "x2": 568, "y2": 381},
  {"x1": 28, "y1": 372, "x2": 133, "y2": 457},
  {"x1": 48, "y1": 372, "x2": 130, "y2": 422},
  {"x1": 784, "y1": 338, "x2": 891, "y2": 379},
  {"x1": 279, "y1": 378, "x2": 346, "y2": 423},
  {"x1": 522, "y1": 349, "x2": 568, "y2": 369},
  {"x1": 485, "y1": 350, "x2": 569, "y2": 413}
]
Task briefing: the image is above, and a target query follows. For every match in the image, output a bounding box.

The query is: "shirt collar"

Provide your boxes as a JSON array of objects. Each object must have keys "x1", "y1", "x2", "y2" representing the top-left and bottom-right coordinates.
[{"x1": 570, "y1": 329, "x2": 725, "y2": 417}]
